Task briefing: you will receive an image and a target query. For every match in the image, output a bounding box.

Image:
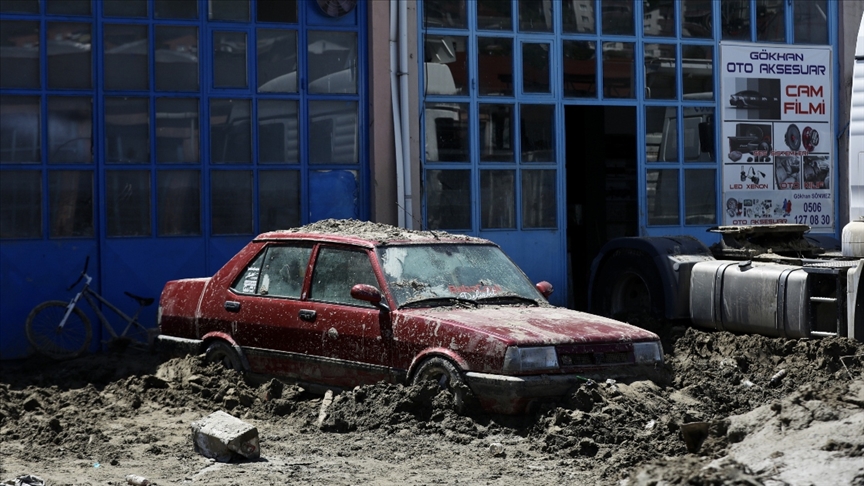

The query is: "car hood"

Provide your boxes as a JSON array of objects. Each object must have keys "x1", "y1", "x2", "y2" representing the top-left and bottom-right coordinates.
[{"x1": 396, "y1": 305, "x2": 658, "y2": 346}]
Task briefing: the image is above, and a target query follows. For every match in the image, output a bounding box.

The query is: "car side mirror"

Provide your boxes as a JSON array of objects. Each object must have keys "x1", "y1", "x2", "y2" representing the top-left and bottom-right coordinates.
[
  {"x1": 535, "y1": 281, "x2": 553, "y2": 299},
  {"x1": 351, "y1": 284, "x2": 389, "y2": 310}
]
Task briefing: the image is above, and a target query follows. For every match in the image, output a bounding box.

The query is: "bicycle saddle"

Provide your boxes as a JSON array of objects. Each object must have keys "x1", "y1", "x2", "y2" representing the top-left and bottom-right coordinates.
[{"x1": 125, "y1": 291, "x2": 155, "y2": 307}]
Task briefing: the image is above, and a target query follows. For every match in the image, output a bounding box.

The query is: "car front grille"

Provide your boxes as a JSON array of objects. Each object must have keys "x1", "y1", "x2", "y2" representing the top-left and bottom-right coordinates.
[{"x1": 557, "y1": 344, "x2": 633, "y2": 367}]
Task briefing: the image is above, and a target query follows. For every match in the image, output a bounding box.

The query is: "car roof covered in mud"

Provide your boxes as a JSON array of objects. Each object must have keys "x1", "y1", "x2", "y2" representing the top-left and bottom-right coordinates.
[{"x1": 254, "y1": 219, "x2": 489, "y2": 248}]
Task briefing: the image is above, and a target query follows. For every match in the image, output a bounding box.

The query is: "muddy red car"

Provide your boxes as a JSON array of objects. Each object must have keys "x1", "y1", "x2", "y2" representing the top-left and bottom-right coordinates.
[{"x1": 157, "y1": 220, "x2": 663, "y2": 414}]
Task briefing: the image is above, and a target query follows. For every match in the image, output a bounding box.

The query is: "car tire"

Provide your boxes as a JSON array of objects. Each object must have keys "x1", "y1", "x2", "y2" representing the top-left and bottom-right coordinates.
[
  {"x1": 591, "y1": 249, "x2": 665, "y2": 321},
  {"x1": 205, "y1": 341, "x2": 244, "y2": 371},
  {"x1": 412, "y1": 357, "x2": 470, "y2": 413}
]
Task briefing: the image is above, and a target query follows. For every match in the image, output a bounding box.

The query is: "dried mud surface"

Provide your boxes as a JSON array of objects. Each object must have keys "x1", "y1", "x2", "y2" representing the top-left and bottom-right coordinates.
[{"x1": 1, "y1": 327, "x2": 863, "y2": 486}]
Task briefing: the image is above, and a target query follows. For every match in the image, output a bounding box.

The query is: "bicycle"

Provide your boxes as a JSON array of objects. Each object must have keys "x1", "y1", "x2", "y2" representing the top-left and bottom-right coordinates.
[{"x1": 25, "y1": 256, "x2": 159, "y2": 360}]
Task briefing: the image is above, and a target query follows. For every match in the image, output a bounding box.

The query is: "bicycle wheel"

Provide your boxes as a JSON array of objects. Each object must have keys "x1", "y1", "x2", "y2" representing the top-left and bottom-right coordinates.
[{"x1": 26, "y1": 300, "x2": 92, "y2": 360}]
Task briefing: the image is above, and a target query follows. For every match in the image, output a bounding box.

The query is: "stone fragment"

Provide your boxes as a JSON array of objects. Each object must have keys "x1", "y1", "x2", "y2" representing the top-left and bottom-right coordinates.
[{"x1": 190, "y1": 411, "x2": 260, "y2": 462}]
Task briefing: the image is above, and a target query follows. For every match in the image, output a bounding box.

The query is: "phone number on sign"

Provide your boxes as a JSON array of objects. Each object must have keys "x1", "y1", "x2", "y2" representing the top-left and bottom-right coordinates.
[{"x1": 794, "y1": 202, "x2": 831, "y2": 225}]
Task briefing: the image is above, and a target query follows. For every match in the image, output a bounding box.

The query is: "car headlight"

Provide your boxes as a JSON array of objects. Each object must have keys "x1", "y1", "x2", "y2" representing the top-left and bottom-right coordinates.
[
  {"x1": 633, "y1": 341, "x2": 663, "y2": 364},
  {"x1": 503, "y1": 346, "x2": 559, "y2": 373}
]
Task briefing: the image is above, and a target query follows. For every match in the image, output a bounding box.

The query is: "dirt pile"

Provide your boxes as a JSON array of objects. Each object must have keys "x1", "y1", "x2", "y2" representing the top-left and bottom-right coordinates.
[{"x1": 1, "y1": 328, "x2": 862, "y2": 485}]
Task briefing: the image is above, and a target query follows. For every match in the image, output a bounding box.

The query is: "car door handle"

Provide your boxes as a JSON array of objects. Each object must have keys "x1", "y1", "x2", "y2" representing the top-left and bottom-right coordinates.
[
  {"x1": 224, "y1": 301, "x2": 241, "y2": 312},
  {"x1": 299, "y1": 309, "x2": 316, "y2": 321}
]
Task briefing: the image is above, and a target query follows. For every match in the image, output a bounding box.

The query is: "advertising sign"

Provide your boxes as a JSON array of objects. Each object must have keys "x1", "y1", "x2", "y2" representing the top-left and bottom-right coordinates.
[{"x1": 720, "y1": 43, "x2": 834, "y2": 232}]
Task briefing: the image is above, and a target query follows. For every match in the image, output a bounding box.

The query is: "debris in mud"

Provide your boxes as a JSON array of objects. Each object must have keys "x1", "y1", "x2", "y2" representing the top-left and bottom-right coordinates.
[
  {"x1": 191, "y1": 410, "x2": 260, "y2": 462},
  {"x1": 1, "y1": 327, "x2": 862, "y2": 485}
]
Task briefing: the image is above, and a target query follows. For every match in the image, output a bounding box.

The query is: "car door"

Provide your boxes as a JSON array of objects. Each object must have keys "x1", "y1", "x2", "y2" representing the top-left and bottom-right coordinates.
[
  {"x1": 302, "y1": 245, "x2": 392, "y2": 387},
  {"x1": 225, "y1": 243, "x2": 319, "y2": 379}
]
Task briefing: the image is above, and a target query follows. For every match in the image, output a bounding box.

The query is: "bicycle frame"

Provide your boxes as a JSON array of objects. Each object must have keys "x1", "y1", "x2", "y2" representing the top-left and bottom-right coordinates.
[{"x1": 61, "y1": 273, "x2": 146, "y2": 341}]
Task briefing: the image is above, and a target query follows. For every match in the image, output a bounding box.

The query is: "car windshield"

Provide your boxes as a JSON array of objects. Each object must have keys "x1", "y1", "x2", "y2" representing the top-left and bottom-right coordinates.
[{"x1": 377, "y1": 243, "x2": 542, "y2": 309}]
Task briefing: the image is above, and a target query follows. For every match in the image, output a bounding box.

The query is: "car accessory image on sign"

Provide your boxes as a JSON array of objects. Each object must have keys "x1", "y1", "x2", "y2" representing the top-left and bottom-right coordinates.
[{"x1": 720, "y1": 43, "x2": 834, "y2": 231}]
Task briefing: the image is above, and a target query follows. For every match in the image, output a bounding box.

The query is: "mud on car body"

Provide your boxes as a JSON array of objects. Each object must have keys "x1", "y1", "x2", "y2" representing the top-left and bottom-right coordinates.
[{"x1": 157, "y1": 220, "x2": 663, "y2": 414}]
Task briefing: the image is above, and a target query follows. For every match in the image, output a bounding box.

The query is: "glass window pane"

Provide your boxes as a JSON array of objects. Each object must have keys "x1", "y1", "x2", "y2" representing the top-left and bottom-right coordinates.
[
  {"x1": 259, "y1": 100, "x2": 298, "y2": 163},
  {"x1": 48, "y1": 96, "x2": 92, "y2": 164},
  {"x1": 105, "y1": 97, "x2": 149, "y2": 164},
  {"x1": 106, "y1": 170, "x2": 150, "y2": 236},
  {"x1": 601, "y1": 0, "x2": 634, "y2": 35},
  {"x1": 645, "y1": 43, "x2": 677, "y2": 99},
  {"x1": 1, "y1": 1, "x2": 39, "y2": 13},
  {"x1": 722, "y1": 0, "x2": 751, "y2": 40},
  {"x1": 46, "y1": 0, "x2": 90, "y2": 15},
  {"x1": 756, "y1": 0, "x2": 784, "y2": 42},
  {"x1": 308, "y1": 31, "x2": 356, "y2": 94},
  {"x1": 646, "y1": 106, "x2": 676, "y2": 162},
  {"x1": 481, "y1": 170, "x2": 515, "y2": 229},
  {"x1": 522, "y1": 169, "x2": 556, "y2": 228},
  {"x1": 309, "y1": 101, "x2": 358, "y2": 164},
  {"x1": 0, "y1": 96, "x2": 41, "y2": 164},
  {"x1": 520, "y1": 104, "x2": 554, "y2": 162},
  {"x1": 681, "y1": 0, "x2": 712, "y2": 37},
  {"x1": 257, "y1": 29, "x2": 297, "y2": 92},
  {"x1": 602, "y1": 42, "x2": 634, "y2": 98},
  {"x1": 104, "y1": 24, "x2": 148, "y2": 91},
  {"x1": 155, "y1": 0, "x2": 197, "y2": 19},
  {"x1": 310, "y1": 247, "x2": 378, "y2": 307},
  {"x1": 0, "y1": 21, "x2": 40, "y2": 88},
  {"x1": 424, "y1": 0, "x2": 466, "y2": 29},
  {"x1": 683, "y1": 107, "x2": 714, "y2": 162},
  {"x1": 104, "y1": 0, "x2": 147, "y2": 17},
  {"x1": 211, "y1": 170, "x2": 252, "y2": 235},
  {"x1": 646, "y1": 169, "x2": 679, "y2": 225},
  {"x1": 426, "y1": 169, "x2": 470, "y2": 230},
  {"x1": 0, "y1": 170, "x2": 41, "y2": 238},
  {"x1": 477, "y1": 0, "x2": 511, "y2": 30},
  {"x1": 563, "y1": 40, "x2": 597, "y2": 98},
  {"x1": 259, "y1": 171, "x2": 300, "y2": 232},
  {"x1": 682, "y1": 45, "x2": 713, "y2": 98},
  {"x1": 259, "y1": 245, "x2": 310, "y2": 298},
  {"x1": 522, "y1": 43, "x2": 550, "y2": 93},
  {"x1": 563, "y1": 0, "x2": 596, "y2": 33},
  {"x1": 257, "y1": 0, "x2": 297, "y2": 23},
  {"x1": 210, "y1": 99, "x2": 250, "y2": 164},
  {"x1": 685, "y1": 169, "x2": 716, "y2": 225},
  {"x1": 214, "y1": 31, "x2": 247, "y2": 88},
  {"x1": 47, "y1": 22, "x2": 92, "y2": 89},
  {"x1": 793, "y1": 0, "x2": 828, "y2": 44},
  {"x1": 519, "y1": 0, "x2": 553, "y2": 32},
  {"x1": 49, "y1": 170, "x2": 93, "y2": 237},
  {"x1": 479, "y1": 104, "x2": 513, "y2": 162},
  {"x1": 232, "y1": 250, "x2": 265, "y2": 293},
  {"x1": 157, "y1": 170, "x2": 200, "y2": 236},
  {"x1": 643, "y1": 0, "x2": 675, "y2": 37},
  {"x1": 477, "y1": 37, "x2": 511, "y2": 96},
  {"x1": 156, "y1": 98, "x2": 199, "y2": 164},
  {"x1": 425, "y1": 102, "x2": 469, "y2": 162},
  {"x1": 155, "y1": 26, "x2": 199, "y2": 92},
  {"x1": 310, "y1": 170, "x2": 358, "y2": 220},
  {"x1": 425, "y1": 35, "x2": 468, "y2": 96},
  {"x1": 210, "y1": 0, "x2": 249, "y2": 21}
]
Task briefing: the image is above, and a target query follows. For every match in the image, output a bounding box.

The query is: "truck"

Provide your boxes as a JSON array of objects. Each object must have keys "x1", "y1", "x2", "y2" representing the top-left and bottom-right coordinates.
[{"x1": 586, "y1": 14, "x2": 864, "y2": 342}]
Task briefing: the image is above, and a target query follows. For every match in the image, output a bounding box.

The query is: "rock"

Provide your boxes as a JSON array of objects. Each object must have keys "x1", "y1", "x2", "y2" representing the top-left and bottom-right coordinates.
[{"x1": 190, "y1": 411, "x2": 260, "y2": 462}]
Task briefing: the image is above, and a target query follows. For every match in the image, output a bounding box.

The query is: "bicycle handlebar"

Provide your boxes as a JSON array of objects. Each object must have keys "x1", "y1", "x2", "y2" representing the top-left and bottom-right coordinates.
[{"x1": 67, "y1": 256, "x2": 90, "y2": 291}]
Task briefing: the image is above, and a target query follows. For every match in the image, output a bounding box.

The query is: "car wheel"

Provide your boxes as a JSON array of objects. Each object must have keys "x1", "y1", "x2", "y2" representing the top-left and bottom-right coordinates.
[
  {"x1": 205, "y1": 341, "x2": 244, "y2": 371},
  {"x1": 591, "y1": 249, "x2": 665, "y2": 322},
  {"x1": 412, "y1": 357, "x2": 469, "y2": 413}
]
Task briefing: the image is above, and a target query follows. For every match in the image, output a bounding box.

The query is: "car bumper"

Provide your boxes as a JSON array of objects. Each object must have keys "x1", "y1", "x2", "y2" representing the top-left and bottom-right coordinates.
[
  {"x1": 155, "y1": 334, "x2": 202, "y2": 359},
  {"x1": 464, "y1": 365, "x2": 667, "y2": 414}
]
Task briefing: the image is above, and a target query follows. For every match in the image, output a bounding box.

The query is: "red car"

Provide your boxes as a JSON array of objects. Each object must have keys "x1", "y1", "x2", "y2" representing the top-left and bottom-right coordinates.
[{"x1": 156, "y1": 220, "x2": 663, "y2": 414}]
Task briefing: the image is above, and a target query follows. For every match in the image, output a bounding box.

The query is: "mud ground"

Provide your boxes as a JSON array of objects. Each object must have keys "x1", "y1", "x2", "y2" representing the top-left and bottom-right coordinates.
[{"x1": 1, "y1": 327, "x2": 862, "y2": 486}]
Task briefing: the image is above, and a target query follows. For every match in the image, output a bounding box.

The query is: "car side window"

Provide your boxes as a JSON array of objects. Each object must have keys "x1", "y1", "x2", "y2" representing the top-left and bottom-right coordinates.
[
  {"x1": 231, "y1": 250, "x2": 266, "y2": 294},
  {"x1": 310, "y1": 247, "x2": 378, "y2": 307},
  {"x1": 258, "y1": 245, "x2": 311, "y2": 298}
]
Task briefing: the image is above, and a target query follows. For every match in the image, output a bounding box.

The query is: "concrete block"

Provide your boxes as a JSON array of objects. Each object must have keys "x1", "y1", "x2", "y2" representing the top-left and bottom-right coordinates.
[{"x1": 190, "y1": 411, "x2": 260, "y2": 462}]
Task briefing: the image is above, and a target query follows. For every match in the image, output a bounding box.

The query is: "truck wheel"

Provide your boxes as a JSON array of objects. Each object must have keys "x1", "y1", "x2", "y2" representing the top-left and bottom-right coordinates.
[
  {"x1": 205, "y1": 341, "x2": 243, "y2": 371},
  {"x1": 592, "y1": 250, "x2": 665, "y2": 321}
]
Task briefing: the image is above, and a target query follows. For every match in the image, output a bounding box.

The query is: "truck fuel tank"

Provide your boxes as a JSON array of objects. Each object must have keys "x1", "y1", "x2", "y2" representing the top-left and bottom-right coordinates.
[{"x1": 690, "y1": 261, "x2": 811, "y2": 338}]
